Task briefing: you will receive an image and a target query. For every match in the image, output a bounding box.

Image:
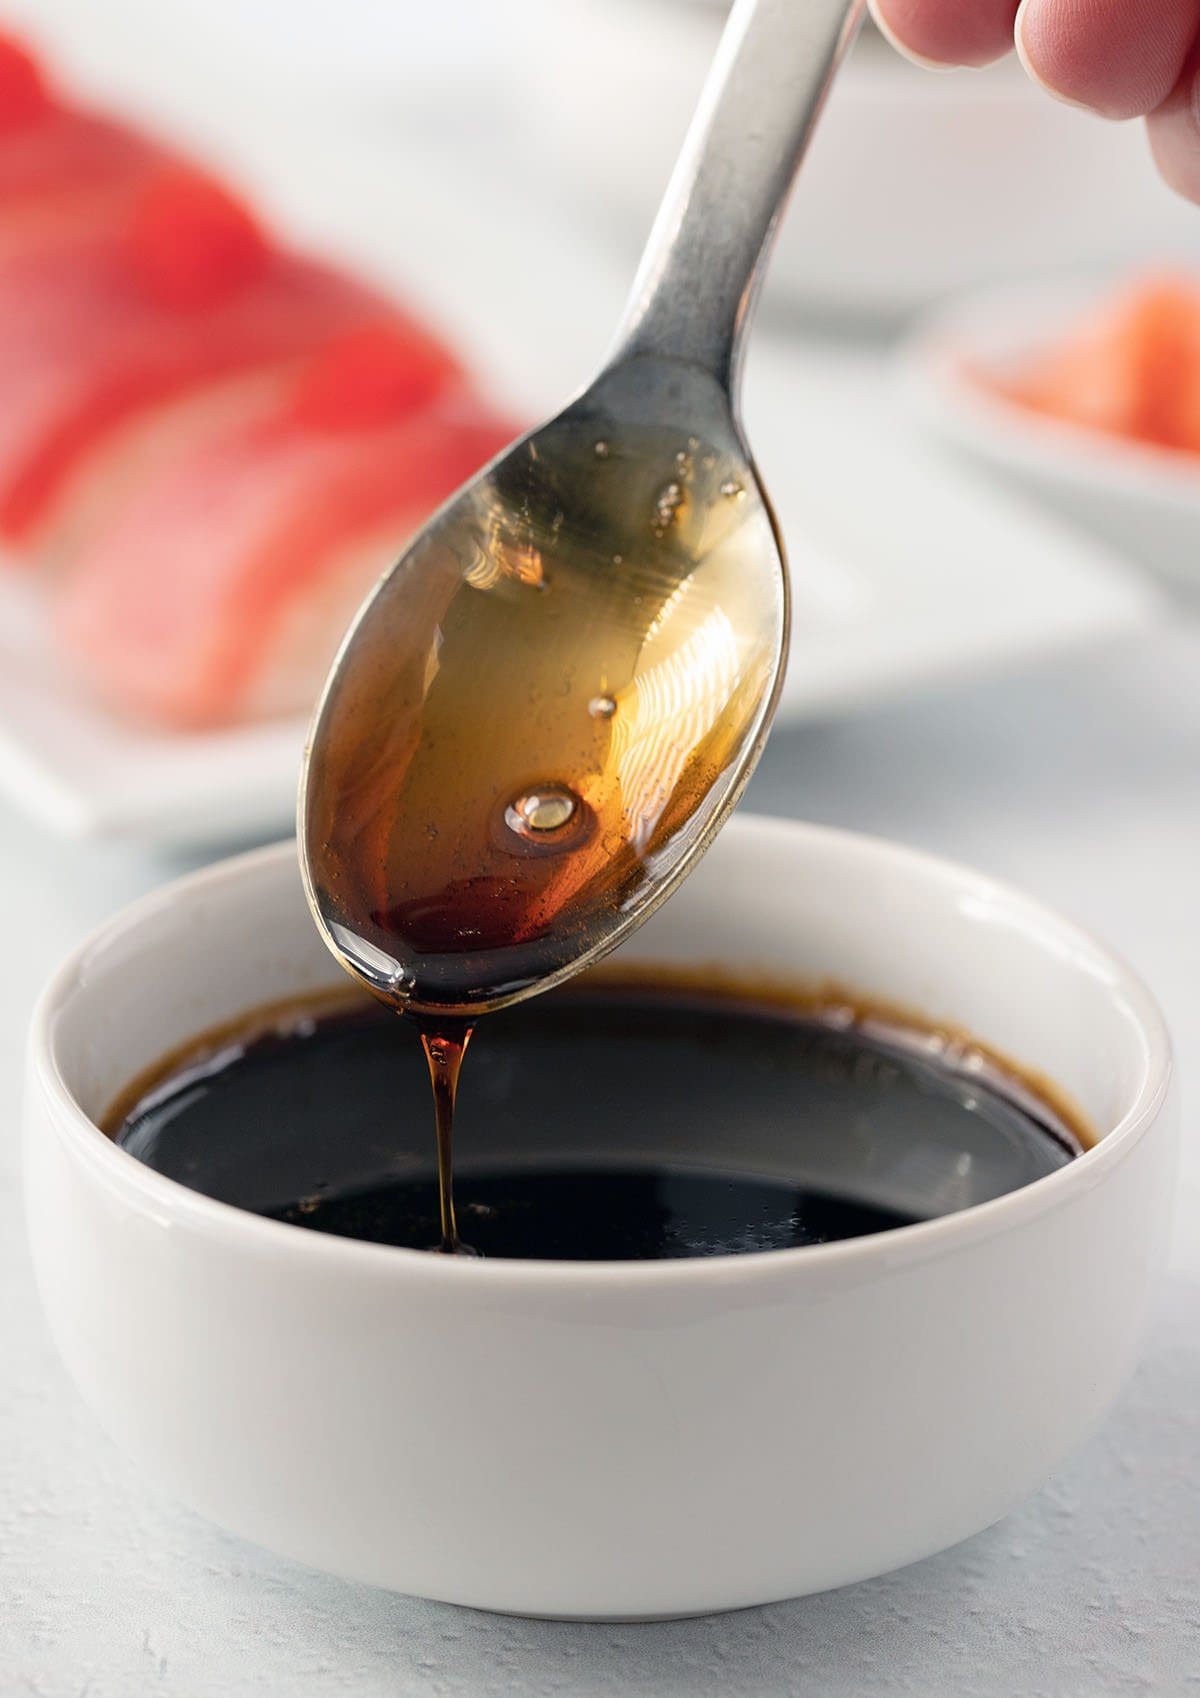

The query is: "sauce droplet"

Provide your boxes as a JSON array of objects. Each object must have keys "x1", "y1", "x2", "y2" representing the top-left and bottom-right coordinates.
[{"x1": 505, "y1": 785, "x2": 579, "y2": 836}]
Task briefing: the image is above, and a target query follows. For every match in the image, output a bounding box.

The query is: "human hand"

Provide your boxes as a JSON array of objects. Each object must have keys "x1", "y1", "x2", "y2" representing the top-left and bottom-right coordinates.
[{"x1": 870, "y1": 0, "x2": 1200, "y2": 203}]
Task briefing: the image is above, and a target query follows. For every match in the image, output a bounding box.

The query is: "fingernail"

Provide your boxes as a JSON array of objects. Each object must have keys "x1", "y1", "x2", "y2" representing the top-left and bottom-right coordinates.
[
  {"x1": 1014, "y1": 0, "x2": 1095, "y2": 112},
  {"x1": 867, "y1": 0, "x2": 960, "y2": 72}
]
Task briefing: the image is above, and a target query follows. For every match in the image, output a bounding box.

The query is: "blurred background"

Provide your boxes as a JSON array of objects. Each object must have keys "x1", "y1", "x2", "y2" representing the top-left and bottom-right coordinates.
[{"x1": 0, "y1": 0, "x2": 1195, "y2": 845}]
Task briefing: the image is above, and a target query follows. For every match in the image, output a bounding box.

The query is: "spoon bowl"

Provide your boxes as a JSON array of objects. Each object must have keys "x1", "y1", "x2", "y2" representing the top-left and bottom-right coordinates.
[
  {"x1": 300, "y1": 0, "x2": 863, "y2": 1016},
  {"x1": 300, "y1": 358, "x2": 786, "y2": 1015}
]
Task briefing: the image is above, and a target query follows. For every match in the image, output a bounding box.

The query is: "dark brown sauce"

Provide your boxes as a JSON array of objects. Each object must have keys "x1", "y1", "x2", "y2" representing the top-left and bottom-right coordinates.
[
  {"x1": 106, "y1": 972, "x2": 1086, "y2": 1262},
  {"x1": 416, "y1": 1017, "x2": 473, "y2": 1255},
  {"x1": 298, "y1": 420, "x2": 789, "y2": 1251},
  {"x1": 299, "y1": 420, "x2": 781, "y2": 1021}
]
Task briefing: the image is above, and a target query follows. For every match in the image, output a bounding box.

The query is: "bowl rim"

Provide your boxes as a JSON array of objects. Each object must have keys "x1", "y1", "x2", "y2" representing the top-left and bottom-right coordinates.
[
  {"x1": 899, "y1": 273, "x2": 1200, "y2": 512},
  {"x1": 26, "y1": 815, "x2": 1173, "y2": 1292}
]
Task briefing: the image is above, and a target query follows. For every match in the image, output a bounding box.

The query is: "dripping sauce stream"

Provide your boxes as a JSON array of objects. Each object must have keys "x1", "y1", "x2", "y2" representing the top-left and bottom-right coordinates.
[{"x1": 416, "y1": 1017, "x2": 475, "y2": 1255}]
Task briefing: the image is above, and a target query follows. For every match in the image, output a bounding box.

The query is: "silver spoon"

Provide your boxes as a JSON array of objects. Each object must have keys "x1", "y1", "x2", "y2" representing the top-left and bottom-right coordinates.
[{"x1": 300, "y1": 0, "x2": 864, "y2": 1020}]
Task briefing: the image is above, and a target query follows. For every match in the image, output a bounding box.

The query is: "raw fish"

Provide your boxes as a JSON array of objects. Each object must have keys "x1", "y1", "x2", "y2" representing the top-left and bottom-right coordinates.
[{"x1": 57, "y1": 327, "x2": 513, "y2": 727}]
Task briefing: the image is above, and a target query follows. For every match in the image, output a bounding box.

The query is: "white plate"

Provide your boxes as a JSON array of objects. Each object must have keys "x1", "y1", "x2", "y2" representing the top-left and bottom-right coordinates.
[
  {"x1": 0, "y1": 334, "x2": 1157, "y2": 845},
  {"x1": 0, "y1": 116, "x2": 1158, "y2": 844},
  {"x1": 753, "y1": 342, "x2": 1160, "y2": 718},
  {"x1": 900, "y1": 277, "x2": 1200, "y2": 592}
]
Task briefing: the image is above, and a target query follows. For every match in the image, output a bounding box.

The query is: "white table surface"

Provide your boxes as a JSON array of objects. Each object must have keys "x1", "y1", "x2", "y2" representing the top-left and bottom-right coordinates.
[{"x1": 3, "y1": 619, "x2": 1198, "y2": 1697}]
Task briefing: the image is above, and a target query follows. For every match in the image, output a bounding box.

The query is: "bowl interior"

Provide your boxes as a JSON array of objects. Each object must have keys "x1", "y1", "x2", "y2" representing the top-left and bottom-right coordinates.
[{"x1": 43, "y1": 819, "x2": 1161, "y2": 1157}]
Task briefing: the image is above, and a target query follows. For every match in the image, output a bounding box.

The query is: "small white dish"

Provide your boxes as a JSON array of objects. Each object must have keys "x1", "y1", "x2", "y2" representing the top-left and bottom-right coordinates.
[
  {"x1": 752, "y1": 343, "x2": 1158, "y2": 721},
  {"x1": 901, "y1": 277, "x2": 1200, "y2": 592},
  {"x1": 24, "y1": 816, "x2": 1176, "y2": 1617}
]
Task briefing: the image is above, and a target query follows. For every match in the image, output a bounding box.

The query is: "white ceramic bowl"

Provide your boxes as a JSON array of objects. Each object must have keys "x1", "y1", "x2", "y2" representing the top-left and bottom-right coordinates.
[
  {"x1": 901, "y1": 277, "x2": 1200, "y2": 592},
  {"x1": 513, "y1": 2, "x2": 1199, "y2": 319},
  {"x1": 24, "y1": 818, "x2": 1175, "y2": 1618}
]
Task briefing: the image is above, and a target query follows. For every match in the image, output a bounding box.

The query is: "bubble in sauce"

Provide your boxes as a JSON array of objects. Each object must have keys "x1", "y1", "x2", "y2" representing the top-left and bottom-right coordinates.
[
  {"x1": 504, "y1": 785, "x2": 580, "y2": 837},
  {"x1": 652, "y1": 481, "x2": 685, "y2": 534}
]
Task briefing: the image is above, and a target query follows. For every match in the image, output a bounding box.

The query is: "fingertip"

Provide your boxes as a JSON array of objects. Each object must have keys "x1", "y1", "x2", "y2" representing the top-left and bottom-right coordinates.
[
  {"x1": 1014, "y1": 0, "x2": 1096, "y2": 113},
  {"x1": 869, "y1": 0, "x2": 1018, "y2": 70},
  {"x1": 1016, "y1": 0, "x2": 1197, "y2": 120},
  {"x1": 868, "y1": 0, "x2": 959, "y2": 71}
]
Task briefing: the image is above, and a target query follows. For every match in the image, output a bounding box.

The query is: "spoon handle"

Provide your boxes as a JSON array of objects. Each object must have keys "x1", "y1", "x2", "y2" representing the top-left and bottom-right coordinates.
[{"x1": 610, "y1": 0, "x2": 864, "y2": 396}]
